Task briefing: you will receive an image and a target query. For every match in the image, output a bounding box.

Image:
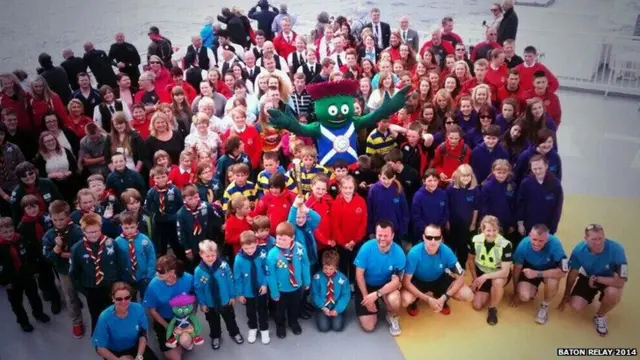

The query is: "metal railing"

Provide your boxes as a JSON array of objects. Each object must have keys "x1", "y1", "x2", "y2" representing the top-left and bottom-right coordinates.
[{"x1": 443, "y1": 24, "x2": 640, "y2": 96}]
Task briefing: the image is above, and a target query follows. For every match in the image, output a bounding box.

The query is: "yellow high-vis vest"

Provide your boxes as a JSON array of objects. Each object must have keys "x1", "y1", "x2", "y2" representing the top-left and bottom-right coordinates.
[{"x1": 472, "y1": 234, "x2": 511, "y2": 273}]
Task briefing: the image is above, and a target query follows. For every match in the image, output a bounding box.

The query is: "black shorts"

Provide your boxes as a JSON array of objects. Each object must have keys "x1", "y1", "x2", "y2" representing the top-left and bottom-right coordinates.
[
  {"x1": 571, "y1": 275, "x2": 606, "y2": 303},
  {"x1": 354, "y1": 284, "x2": 383, "y2": 317},
  {"x1": 518, "y1": 268, "x2": 544, "y2": 288},
  {"x1": 410, "y1": 274, "x2": 453, "y2": 298},
  {"x1": 475, "y1": 266, "x2": 511, "y2": 293},
  {"x1": 153, "y1": 319, "x2": 172, "y2": 353}
]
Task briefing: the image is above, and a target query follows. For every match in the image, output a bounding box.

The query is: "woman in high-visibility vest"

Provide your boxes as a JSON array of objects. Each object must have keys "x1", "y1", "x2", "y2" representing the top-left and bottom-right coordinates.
[{"x1": 466, "y1": 215, "x2": 513, "y2": 325}]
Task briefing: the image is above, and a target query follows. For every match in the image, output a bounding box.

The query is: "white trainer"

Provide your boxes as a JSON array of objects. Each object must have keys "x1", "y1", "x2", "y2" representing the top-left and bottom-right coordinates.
[
  {"x1": 386, "y1": 314, "x2": 401, "y2": 336},
  {"x1": 260, "y1": 330, "x2": 271, "y2": 344},
  {"x1": 247, "y1": 329, "x2": 258, "y2": 344},
  {"x1": 535, "y1": 305, "x2": 548, "y2": 324}
]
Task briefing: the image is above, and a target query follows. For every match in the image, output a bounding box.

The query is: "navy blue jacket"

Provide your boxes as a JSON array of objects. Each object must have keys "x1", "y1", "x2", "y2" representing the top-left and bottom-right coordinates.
[
  {"x1": 367, "y1": 182, "x2": 410, "y2": 236},
  {"x1": 500, "y1": 138, "x2": 531, "y2": 167},
  {"x1": 480, "y1": 175, "x2": 517, "y2": 229},
  {"x1": 106, "y1": 168, "x2": 147, "y2": 198},
  {"x1": 176, "y1": 202, "x2": 223, "y2": 255},
  {"x1": 465, "y1": 128, "x2": 485, "y2": 149},
  {"x1": 411, "y1": 187, "x2": 449, "y2": 236},
  {"x1": 517, "y1": 174, "x2": 563, "y2": 234},
  {"x1": 248, "y1": 4, "x2": 279, "y2": 40},
  {"x1": 514, "y1": 146, "x2": 562, "y2": 184},
  {"x1": 456, "y1": 110, "x2": 478, "y2": 135},
  {"x1": 446, "y1": 185, "x2": 479, "y2": 227},
  {"x1": 42, "y1": 224, "x2": 84, "y2": 274},
  {"x1": 470, "y1": 143, "x2": 509, "y2": 183},
  {"x1": 144, "y1": 185, "x2": 183, "y2": 223}
]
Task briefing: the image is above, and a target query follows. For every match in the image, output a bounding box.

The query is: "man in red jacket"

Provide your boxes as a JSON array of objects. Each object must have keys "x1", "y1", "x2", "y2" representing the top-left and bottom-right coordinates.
[
  {"x1": 461, "y1": 59, "x2": 497, "y2": 99},
  {"x1": 515, "y1": 45, "x2": 559, "y2": 93},
  {"x1": 272, "y1": 17, "x2": 297, "y2": 61},
  {"x1": 419, "y1": 28, "x2": 454, "y2": 67},
  {"x1": 522, "y1": 70, "x2": 562, "y2": 127},
  {"x1": 497, "y1": 68, "x2": 526, "y2": 111}
]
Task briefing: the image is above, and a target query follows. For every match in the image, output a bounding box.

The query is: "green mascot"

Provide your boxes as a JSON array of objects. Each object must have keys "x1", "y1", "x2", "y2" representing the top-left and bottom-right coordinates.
[
  {"x1": 164, "y1": 293, "x2": 204, "y2": 350},
  {"x1": 268, "y1": 80, "x2": 409, "y2": 166}
]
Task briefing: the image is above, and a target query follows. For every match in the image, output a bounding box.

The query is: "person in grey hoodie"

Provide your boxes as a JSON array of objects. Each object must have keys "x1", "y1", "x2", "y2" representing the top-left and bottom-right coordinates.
[{"x1": 271, "y1": 4, "x2": 297, "y2": 34}]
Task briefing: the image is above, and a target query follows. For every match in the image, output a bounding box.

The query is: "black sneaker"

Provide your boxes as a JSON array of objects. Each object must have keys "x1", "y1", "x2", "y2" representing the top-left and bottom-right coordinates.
[
  {"x1": 34, "y1": 313, "x2": 50, "y2": 323},
  {"x1": 51, "y1": 301, "x2": 61, "y2": 315},
  {"x1": 232, "y1": 333, "x2": 244, "y2": 344},
  {"x1": 487, "y1": 307, "x2": 498, "y2": 325},
  {"x1": 276, "y1": 326, "x2": 286, "y2": 339},
  {"x1": 290, "y1": 322, "x2": 302, "y2": 335},
  {"x1": 211, "y1": 338, "x2": 221, "y2": 350},
  {"x1": 299, "y1": 308, "x2": 312, "y2": 320},
  {"x1": 20, "y1": 322, "x2": 34, "y2": 332}
]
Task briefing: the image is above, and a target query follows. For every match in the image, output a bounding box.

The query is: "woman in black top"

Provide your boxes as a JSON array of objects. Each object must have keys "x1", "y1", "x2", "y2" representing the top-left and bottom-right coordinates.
[
  {"x1": 144, "y1": 111, "x2": 184, "y2": 169},
  {"x1": 104, "y1": 112, "x2": 146, "y2": 173}
]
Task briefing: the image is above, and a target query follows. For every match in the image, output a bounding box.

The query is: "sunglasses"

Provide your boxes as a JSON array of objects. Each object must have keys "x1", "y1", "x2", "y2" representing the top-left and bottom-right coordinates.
[
  {"x1": 115, "y1": 295, "x2": 132, "y2": 302},
  {"x1": 423, "y1": 235, "x2": 442, "y2": 242},
  {"x1": 150, "y1": 61, "x2": 161, "y2": 64},
  {"x1": 445, "y1": 121, "x2": 456, "y2": 125},
  {"x1": 20, "y1": 171, "x2": 36, "y2": 178},
  {"x1": 480, "y1": 115, "x2": 491, "y2": 119},
  {"x1": 585, "y1": 224, "x2": 603, "y2": 232},
  {"x1": 456, "y1": 48, "x2": 465, "y2": 52},
  {"x1": 157, "y1": 268, "x2": 170, "y2": 275}
]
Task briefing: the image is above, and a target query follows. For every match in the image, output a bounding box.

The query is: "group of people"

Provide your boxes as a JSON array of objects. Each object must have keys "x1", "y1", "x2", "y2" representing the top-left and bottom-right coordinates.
[{"x1": 0, "y1": 0, "x2": 629, "y2": 359}]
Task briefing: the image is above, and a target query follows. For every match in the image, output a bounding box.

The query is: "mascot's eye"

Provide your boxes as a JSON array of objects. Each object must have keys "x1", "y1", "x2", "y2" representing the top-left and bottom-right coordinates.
[
  {"x1": 328, "y1": 105, "x2": 338, "y2": 116},
  {"x1": 340, "y1": 104, "x2": 349, "y2": 114}
]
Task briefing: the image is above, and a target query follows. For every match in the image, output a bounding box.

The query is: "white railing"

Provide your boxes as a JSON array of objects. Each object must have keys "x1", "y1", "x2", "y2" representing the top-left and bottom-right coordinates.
[{"x1": 441, "y1": 24, "x2": 640, "y2": 96}]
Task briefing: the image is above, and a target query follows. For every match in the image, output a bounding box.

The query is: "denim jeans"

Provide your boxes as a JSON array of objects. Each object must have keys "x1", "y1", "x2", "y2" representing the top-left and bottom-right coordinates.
[{"x1": 315, "y1": 311, "x2": 345, "y2": 332}]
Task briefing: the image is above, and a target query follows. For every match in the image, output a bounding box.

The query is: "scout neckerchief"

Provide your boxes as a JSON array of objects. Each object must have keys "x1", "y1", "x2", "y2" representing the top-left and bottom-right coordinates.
[
  {"x1": 155, "y1": 185, "x2": 168, "y2": 214},
  {"x1": 83, "y1": 235, "x2": 107, "y2": 285},
  {"x1": 200, "y1": 259, "x2": 222, "y2": 309},
  {"x1": 187, "y1": 204, "x2": 202, "y2": 236},
  {"x1": 122, "y1": 232, "x2": 139, "y2": 281},
  {"x1": 240, "y1": 249, "x2": 260, "y2": 295},
  {"x1": 280, "y1": 242, "x2": 298, "y2": 287},
  {"x1": 324, "y1": 273, "x2": 336, "y2": 308}
]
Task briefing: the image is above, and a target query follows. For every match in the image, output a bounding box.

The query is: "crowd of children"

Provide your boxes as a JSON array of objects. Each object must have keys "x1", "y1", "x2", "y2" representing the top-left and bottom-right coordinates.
[{"x1": 0, "y1": 1, "x2": 630, "y2": 359}]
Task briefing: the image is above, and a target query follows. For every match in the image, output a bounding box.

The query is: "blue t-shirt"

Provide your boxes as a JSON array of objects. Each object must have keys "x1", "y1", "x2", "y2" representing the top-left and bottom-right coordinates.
[
  {"x1": 92, "y1": 303, "x2": 148, "y2": 352},
  {"x1": 568, "y1": 239, "x2": 628, "y2": 279},
  {"x1": 354, "y1": 239, "x2": 406, "y2": 287},
  {"x1": 143, "y1": 273, "x2": 194, "y2": 319},
  {"x1": 513, "y1": 235, "x2": 566, "y2": 270},
  {"x1": 405, "y1": 243, "x2": 461, "y2": 282}
]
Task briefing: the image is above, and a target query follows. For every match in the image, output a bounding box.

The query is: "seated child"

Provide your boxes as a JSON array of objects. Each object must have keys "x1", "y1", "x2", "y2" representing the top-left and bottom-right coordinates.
[
  {"x1": 233, "y1": 231, "x2": 270, "y2": 344},
  {"x1": 194, "y1": 240, "x2": 244, "y2": 350},
  {"x1": 311, "y1": 250, "x2": 350, "y2": 332}
]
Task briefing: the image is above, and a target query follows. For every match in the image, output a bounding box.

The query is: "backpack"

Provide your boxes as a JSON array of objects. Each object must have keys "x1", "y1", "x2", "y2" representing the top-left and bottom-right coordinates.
[{"x1": 438, "y1": 143, "x2": 468, "y2": 164}]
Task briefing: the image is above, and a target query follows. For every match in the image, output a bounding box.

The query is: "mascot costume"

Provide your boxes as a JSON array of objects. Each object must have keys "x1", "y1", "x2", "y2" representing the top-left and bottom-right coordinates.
[{"x1": 268, "y1": 80, "x2": 409, "y2": 166}]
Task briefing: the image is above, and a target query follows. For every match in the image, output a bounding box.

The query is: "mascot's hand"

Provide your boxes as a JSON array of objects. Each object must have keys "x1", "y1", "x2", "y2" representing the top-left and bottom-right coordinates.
[
  {"x1": 267, "y1": 108, "x2": 296, "y2": 129},
  {"x1": 384, "y1": 86, "x2": 411, "y2": 109}
]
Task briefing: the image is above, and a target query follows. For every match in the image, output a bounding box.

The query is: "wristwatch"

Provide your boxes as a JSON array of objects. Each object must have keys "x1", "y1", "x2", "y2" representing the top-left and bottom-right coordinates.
[
  {"x1": 135, "y1": 355, "x2": 143, "y2": 360},
  {"x1": 376, "y1": 290, "x2": 382, "y2": 298}
]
